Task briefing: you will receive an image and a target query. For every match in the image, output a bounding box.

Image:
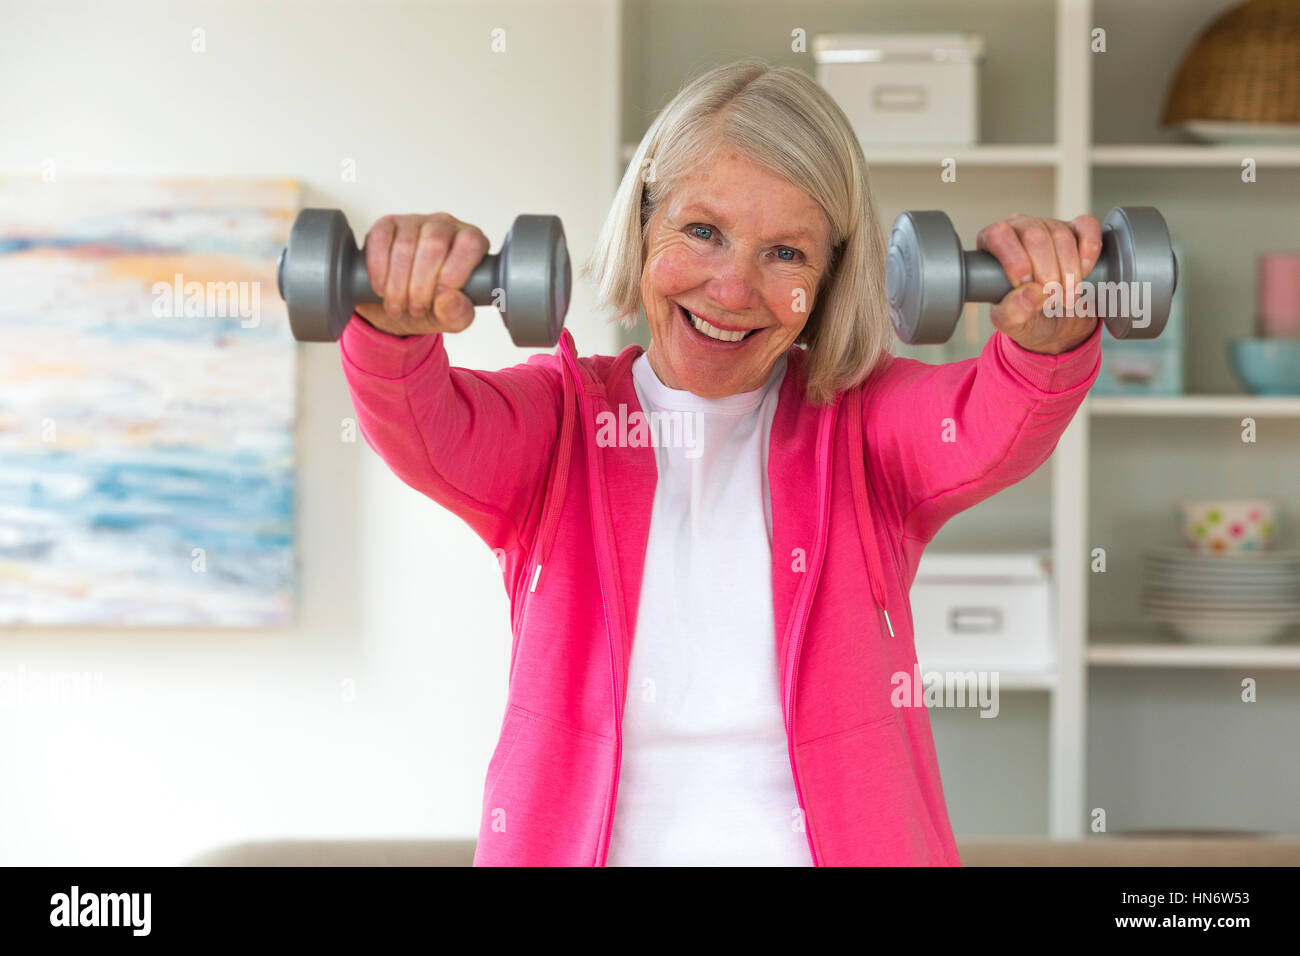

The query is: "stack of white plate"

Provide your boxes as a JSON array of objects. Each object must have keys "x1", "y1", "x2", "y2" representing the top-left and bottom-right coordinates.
[{"x1": 1141, "y1": 546, "x2": 1300, "y2": 644}]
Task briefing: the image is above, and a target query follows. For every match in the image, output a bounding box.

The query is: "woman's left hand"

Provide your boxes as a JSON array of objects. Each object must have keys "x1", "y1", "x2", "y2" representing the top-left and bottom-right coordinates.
[{"x1": 976, "y1": 213, "x2": 1102, "y2": 355}]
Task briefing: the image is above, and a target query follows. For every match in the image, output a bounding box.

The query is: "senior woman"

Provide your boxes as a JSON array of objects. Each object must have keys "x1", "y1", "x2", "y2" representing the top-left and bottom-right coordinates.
[{"x1": 340, "y1": 60, "x2": 1103, "y2": 866}]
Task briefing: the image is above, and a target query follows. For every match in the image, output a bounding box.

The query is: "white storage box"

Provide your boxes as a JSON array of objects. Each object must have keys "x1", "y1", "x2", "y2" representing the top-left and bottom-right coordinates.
[
  {"x1": 908, "y1": 551, "x2": 1054, "y2": 673},
  {"x1": 814, "y1": 32, "x2": 984, "y2": 146}
]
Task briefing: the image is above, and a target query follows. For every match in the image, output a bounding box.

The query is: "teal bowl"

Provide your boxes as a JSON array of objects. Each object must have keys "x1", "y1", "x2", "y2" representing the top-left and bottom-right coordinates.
[{"x1": 1230, "y1": 338, "x2": 1300, "y2": 395}]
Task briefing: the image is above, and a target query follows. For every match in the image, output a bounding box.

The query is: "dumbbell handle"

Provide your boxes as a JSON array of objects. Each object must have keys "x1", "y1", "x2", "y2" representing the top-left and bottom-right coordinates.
[
  {"x1": 962, "y1": 246, "x2": 1117, "y2": 302},
  {"x1": 342, "y1": 244, "x2": 502, "y2": 308}
]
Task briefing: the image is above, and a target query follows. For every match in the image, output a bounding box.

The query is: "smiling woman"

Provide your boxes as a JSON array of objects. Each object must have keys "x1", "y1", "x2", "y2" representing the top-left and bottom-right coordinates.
[
  {"x1": 587, "y1": 59, "x2": 893, "y2": 404},
  {"x1": 339, "y1": 58, "x2": 1104, "y2": 867}
]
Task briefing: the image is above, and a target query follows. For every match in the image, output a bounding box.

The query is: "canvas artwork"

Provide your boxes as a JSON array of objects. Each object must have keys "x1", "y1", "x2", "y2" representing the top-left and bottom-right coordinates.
[{"x1": 0, "y1": 177, "x2": 299, "y2": 627}]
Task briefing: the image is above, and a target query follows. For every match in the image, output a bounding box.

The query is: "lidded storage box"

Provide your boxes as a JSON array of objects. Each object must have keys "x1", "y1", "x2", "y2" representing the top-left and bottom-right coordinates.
[
  {"x1": 908, "y1": 551, "x2": 1054, "y2": 673},
  {"x1": 814, "y1": 32, "x2": 984, "y2": 145}
]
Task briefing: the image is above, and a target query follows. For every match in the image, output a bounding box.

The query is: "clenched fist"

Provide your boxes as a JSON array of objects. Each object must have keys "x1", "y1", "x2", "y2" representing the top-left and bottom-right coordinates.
[
  {"x1": 353, "y1": 213, "x2": 490, "y2": 337},
  {"x1": 976, "y1": 213, "x2": 1103, "y2": 355}
]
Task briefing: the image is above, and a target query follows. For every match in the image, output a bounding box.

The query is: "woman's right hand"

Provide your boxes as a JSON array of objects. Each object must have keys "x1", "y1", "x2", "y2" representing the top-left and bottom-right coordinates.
[{"x1": 353, "y1": 213, "x2": 490, "y2": 337}]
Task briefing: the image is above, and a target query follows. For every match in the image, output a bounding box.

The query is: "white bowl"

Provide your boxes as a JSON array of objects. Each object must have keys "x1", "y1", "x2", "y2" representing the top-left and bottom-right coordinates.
[{"x1": 1163, "y1": 616, "x2": 1296, "y2": 644}]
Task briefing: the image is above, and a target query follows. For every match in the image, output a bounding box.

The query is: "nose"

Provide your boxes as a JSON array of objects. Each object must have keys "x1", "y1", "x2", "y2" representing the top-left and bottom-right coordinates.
[{"x1": 704, "y1": 251, "x2": 758, "y2": 313}]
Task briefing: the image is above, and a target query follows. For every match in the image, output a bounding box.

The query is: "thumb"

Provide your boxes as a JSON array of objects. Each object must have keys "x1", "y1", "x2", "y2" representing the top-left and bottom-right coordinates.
[
  {"x1": 1014, "y1": 280, "x2": 1050, "y2": 316},
  {"x1": 433, "y1": 288, "x2": 476, "y2": 332},
  {"x1": 991, "y1": 281, "x2": 1048, "y2": 338}
]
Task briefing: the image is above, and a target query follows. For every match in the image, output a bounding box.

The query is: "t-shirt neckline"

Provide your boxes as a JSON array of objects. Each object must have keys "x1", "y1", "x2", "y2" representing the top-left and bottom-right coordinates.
[{"x1": 632, "y1": 351, "x2": 788, "y2": 414}]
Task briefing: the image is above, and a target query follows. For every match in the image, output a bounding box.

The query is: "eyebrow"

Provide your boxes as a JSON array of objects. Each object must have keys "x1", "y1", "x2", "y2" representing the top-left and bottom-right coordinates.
[{"x1": 677, "y1": 203, "x2": 816, "y2": 245}]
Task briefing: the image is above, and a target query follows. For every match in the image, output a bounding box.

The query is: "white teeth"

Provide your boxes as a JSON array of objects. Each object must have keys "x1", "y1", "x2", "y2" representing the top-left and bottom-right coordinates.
[{"x1": 687, "y1": 309, "x2": 748, "y2": 342}]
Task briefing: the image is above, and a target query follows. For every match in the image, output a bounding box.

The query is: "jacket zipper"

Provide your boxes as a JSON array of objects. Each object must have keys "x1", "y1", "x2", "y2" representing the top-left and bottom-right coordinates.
[
  {"x1": 587, "y1": 398, "x2": 624, "y2": 867},
  {"x1": 594, "y1": 521, "x2": 622, "y2": 867},
  {"x1": 512, "y1": 340, "x2": 579, "y2": 684},
  {"x1": 555, "y1": 339, "x2": 625, "y2": 867},
  {"x1": 782, "y1": 403, "x2": 837, "y2": 867}
]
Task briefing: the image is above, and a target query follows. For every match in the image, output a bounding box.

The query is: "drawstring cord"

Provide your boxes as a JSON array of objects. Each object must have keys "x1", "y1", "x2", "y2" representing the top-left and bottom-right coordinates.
[{"x1": 846, "y1": 386, "x2": 893, "y2": 637}]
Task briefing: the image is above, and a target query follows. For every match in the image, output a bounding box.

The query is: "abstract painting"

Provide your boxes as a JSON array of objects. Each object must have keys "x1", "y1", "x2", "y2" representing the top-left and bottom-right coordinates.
[{"x1": 0, "y1": 177, "x2": 298, "y2": 627}]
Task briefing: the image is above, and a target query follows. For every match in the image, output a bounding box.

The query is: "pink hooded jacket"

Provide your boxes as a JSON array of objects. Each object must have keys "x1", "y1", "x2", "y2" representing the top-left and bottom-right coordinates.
[{"x1": 340, "y1": 313, "x2": 1102, "y2": 866}]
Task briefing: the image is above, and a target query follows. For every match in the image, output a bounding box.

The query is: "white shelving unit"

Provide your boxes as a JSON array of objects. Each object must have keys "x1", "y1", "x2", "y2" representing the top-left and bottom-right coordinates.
[
  {"x1": 618, "y1": 0, "x2": 1300, "y2": 839},
  {"x1": 1089, "y1": 639, "x2": 1300, "y2": 669},
  {"x1": 1090, "y1": 395, "x2": 1300, "y2": 417},
  {"x1": 1054, "y1": 0, "x2": 1300, "y2": 838},
  {"x1": 1091, "y1": 144, "x2": 1300, "y2": 167},
  {"x1": 861, "y1": 144, "x2": 1061, "y2": 167}
]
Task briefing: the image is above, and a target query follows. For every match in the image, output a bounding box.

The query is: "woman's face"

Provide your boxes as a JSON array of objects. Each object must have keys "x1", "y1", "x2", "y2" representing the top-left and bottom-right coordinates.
[{"x1": 640, "y1": 149, "x2": 832, "y2": 397}]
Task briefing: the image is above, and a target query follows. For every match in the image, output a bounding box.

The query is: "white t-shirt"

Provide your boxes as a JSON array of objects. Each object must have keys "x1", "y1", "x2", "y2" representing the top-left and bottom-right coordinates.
[{"x1": 605, "y1": 351, "x2": 812, "y2": 866}]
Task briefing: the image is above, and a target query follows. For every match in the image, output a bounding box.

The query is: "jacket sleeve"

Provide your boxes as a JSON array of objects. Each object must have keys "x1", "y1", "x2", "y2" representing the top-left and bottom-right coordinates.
[
  {"x1": 338, "y1": 314, "x2": 563, "y2": 555},
  {"x1": 861, "y1": 320, "x2": 1103, "y2": 544}
]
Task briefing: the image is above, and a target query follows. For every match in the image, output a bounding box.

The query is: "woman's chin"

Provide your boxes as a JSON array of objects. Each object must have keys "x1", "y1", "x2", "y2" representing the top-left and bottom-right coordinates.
[{"x1": 673, "y1": 363, "x2": 752, "y2": 397}]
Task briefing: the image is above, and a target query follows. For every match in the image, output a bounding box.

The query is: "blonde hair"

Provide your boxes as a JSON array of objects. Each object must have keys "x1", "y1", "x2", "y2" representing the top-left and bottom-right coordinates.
[{"x1": 582, "y1": 58, "x2": 894, "y2": 405}]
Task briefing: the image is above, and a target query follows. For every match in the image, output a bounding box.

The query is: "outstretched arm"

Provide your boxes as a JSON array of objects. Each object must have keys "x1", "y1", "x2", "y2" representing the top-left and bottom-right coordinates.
[
  {"x1": 861, "y1": 212, "x2": 1105, "y2": 542},
  {"x1": 340, "y1": 317, "x2": 563, "y2": 556}
]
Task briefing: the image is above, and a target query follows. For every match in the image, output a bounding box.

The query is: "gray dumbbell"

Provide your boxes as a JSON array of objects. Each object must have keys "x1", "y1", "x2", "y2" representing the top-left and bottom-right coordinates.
[
  {"x1": 275, "y1": 209, "x2": 571, "y2": 347},
  {"x1": 886, "y1": 206, "x2": 1179, "y2": 344}
]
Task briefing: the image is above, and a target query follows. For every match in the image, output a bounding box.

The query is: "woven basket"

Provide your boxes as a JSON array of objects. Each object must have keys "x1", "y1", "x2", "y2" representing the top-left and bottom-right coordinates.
[{"x1": 1163, "y1": 0, "x2": 1300, "y2": 125}]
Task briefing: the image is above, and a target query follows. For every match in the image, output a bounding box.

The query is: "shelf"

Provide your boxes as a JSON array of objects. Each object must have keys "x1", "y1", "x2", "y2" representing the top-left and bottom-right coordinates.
[
  {"x1": 1089, "y1": 638, "x2": 1300, "y2": 670},
  {"x1": 621, "y1": 141, "x2": 1300, "y2": 171},
  {"x1": 912, "y1": 664, "x2": 1056, "y2": 691},
  {"x1": 861, "y1": 144, "x2": 1060, "y2": 167},
  {"x1": 619, "y1": 142, "x2": 1060, "y2": 169},
  {"x1": 995, "y1": 671, "x2": 1057, "y2": 691},
  {"x1": 1088, "y1": 395, "x2": 1300, "y2": 418},
  {"x1": 1092, "y1": 145, "x2": 1300, "y2": 168}
]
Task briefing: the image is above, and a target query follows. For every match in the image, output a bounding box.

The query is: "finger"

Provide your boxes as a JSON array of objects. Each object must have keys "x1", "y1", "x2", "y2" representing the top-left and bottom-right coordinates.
[
  {"x1": 407, "y1": 217, "x2": 457, "y2": 319},
  {"x1": 433, "y1": 288, "x2": 475, "y2": 332},
  {"x1": 431, "y1": 225, "x2": 489, "y2": 330},
  {"x1": 384, "y1": 218, "x2": 420, "y2": 319},
  {"x1": 990, "y1": 282, "x2": 1046, "y2": 335},
  {"x1": 365, "y1": 216, "x2": 397, "y2": 299},
  {"x1": 1049, "y1": 219, "x2": 1083, "y2": 311},
  {"x1": 1070, "y1": 214, "x2": 1103, "y2": 277},
  {"x1": 1011, "y1": 217, "x2": 1061, "y2": 288},
  {"x1": 975, "y1": 219, "x2": 1034, "y2": 288},
  {"x1": 437, "y1": 223, "x2": 491, "y2": 298}
]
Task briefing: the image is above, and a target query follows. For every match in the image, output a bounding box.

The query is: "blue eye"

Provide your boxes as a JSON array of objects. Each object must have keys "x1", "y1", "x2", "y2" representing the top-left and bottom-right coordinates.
[
  {"x1": 776, "y1": 248, "x2": 796, "y2": 261},
  {"x1": 691, "y1": 224, "x2": 714, "y2": 241}
]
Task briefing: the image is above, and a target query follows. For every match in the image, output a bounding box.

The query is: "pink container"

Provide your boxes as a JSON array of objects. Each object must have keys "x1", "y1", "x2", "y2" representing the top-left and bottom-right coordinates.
[{"x1": 1257, "y1": 252, "x2": 1300, "y2": 338}]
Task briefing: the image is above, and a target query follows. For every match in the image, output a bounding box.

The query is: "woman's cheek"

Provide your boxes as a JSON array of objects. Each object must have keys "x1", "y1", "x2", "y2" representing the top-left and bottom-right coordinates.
[
  {"x1": 654, "y1": 253, "x2": 697, "y2": 294},
  {"x1": 782, "y1": 283, "x2": 814, "y2": 329}
]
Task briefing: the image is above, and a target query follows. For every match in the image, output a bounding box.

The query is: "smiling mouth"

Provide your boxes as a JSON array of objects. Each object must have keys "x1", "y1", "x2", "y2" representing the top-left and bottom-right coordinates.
[{"x1": 674, "y1": 302, "x2": 761, "y2": 343}]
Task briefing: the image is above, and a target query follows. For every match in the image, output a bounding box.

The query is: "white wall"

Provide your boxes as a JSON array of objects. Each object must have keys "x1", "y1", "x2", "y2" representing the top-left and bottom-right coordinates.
[{"x1": 0, "y1": 0, "x2": 621, "y2": 864}]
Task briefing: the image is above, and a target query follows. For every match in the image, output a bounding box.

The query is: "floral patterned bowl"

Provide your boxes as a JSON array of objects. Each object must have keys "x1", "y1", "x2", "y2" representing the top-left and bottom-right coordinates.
[{"x1": 1178, "y1": 499, "x2": 1277, "y2": 554}]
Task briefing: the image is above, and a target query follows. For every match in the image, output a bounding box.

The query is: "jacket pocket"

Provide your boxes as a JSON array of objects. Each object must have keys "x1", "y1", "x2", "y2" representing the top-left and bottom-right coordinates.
[
  {"x1": 476, "y1": 706, "x2": 617, "y2": 866},
  {"x1": 482, "y1": 707, "x2": 526, "y2": 813},
  {"x1": 794, "y1": 713, "x2": 945, "y2": 865}
]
